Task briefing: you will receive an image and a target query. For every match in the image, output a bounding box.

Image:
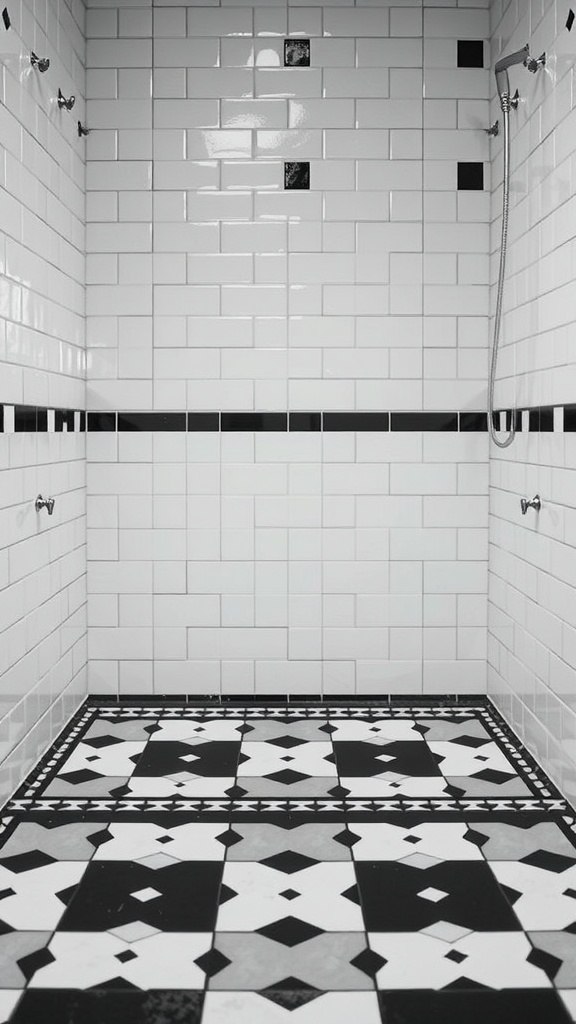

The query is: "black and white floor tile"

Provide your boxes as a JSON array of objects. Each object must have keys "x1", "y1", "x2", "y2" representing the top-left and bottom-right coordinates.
[{"x1": 1, "y1": 699, "x2": 576, "y2": 1022}]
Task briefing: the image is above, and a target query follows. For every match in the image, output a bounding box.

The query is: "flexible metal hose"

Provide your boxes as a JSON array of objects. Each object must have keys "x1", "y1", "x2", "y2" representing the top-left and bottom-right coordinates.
[{"x1": 489, "y1": 95, "x2": 516, "y2": 448}]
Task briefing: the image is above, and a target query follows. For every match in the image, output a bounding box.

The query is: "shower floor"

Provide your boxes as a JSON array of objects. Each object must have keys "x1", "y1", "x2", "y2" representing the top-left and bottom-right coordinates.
[{"x1": 0, "y1": 699, "x2": 575, "y2": 1023}]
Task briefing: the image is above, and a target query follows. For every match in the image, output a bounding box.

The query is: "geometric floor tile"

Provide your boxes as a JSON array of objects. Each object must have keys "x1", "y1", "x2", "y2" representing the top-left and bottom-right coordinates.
[
  {"x1": 2, "y1": 699, "x2": 575, "y2": 1024},
  {"x1": 27, "y1": 932, "x2": 212, "y2": 990},
  {"x1": 10, "y1": 989, "x2": 204, "y2": 1023},
  {"x1": 201, "y1": 991, "x2": 382, "y2": 1023},
  {"x1": 369, "y1": 931, "x2": 553, "y2": 990}
]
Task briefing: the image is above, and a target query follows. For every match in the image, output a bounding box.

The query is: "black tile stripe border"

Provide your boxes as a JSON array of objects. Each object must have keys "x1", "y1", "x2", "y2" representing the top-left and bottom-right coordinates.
[
  {"x1": 7, "y1": 696, "x2": 565, "y2": 811},
  {"x1": 2, "y1": 404, "x2": 576, "y2": 433}
]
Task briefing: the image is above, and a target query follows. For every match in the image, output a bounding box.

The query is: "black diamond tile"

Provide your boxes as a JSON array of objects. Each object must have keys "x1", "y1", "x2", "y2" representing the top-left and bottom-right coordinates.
[
  {"x1": 280, "y1": 889, "x2": 300, "y2": 901},
  {"x1": 259, "y1": 976, "x2": 322, "y2": 1010},
  {"x1": 0, "y1": 888, "x2": 15, "y2": 900},
  {"x1": 2, "y1": 8, "x2": 10, "y2": 30},
  {"x1": 350, "y1": 947, "x2": 387, "y2": 977},
  {"x1": 55, "y1": 885, "x2": 79, "y2": 907},
  {"x1": 568, "y1": 9, "x2": 575, "y2": 31},
  {"x1": 341, "y1": 884, "x2": 361, "y2": 905},
  {"x1": 445, "y1": 949, "x2": 468, "y2": 964},
  {"x1": 327, "y1": 785, "x2": 351, "y2": 798},
  {"x1": 216, "y1": 829, "x2": 243, "y2": 849},
  {"x1": 280, "y1": 756, "x2": 295, "y2": 762},
  {"x1": 109, "y1": 784, "x2": 132, "y2": 798},
  {"x1": 225, "y1": 785, "x2": 248, "y2": 799},
  {"x1": 256, "y1": 916, "x2": 325, "y2": 947},
  {"x1": 144, "y1": 723, "x2": 162, "y2": 735},
  {"x1": 450, "y1": 735, "x2": 488, "y2": 748},
  {"x1": 318, "y1": 723, "x2": 337, "y2": 735},
  {"x1": 527, "y1": 946, "x2": 562, "y2": 981},
  {"x1": 260, "y1": 851, "x2": 319, "y2": 874},
  {"x1": 334, "y1": 828, "x2": 361, "y2": 849},
  {"x1": 84, "y1": 734, "x2": 123, "y2": 749},
  {"x1": 116, "y1": 949, "x2": 138, "y2": 963},
  {"x1": 237, "y1": 724, "x2": 255, "y2": 735},
  {"x1": 60, "y1": 769, "x2": 101, "y2": 785},
  {"x1": 18, "y1": 946, "x2": 56, "y2": 983},
  {"x1": 268, "y1": 735, "x2": 307, "y2": 749},
  {"x1": 265, "y1": 769, "x2": 309, "y2": 785},
  {"x1": 404, "y1": 836, "x2": 422, "y2": 846},
  {"x1": 463, "y1": 828, "x2": 489, "y2": 848},
  {"x1": 219, "y1": 884, "x2": 238, "y2": 905},
  {"x1": 521, "y1": 850, "x2": 576, "y2": 873},
  {"x1": 0, "y1": 850, "x2": 55, "y2": 873},
  {"x1": 194, "y1": 947, "x2": 231, "y2": 978},
  {"x1": 156, "y1": 835, "x2": 174, "y2": 846},
  {"x1": 564, "y1": 888, "x2": 576, "y2": 899}
]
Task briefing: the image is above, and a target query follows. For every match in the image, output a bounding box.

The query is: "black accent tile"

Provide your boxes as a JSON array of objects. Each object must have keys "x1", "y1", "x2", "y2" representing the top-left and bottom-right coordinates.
[
  {"x1": 37, "y1": 408, "x2": 48, "y2": 432},
  {"x1": 284, "y1": 39, "x2": 310, "y2": 67},
  {"x1": 529, "y1": 408, "x2": 540, "y2": 432},
  {"x1": 79, "y1": 411, "x2": 86, "y2": 433},
  {"x1": 457, "y1": 40, "x2": 484, "y2": 68},
  {"x1": 2, "y1": 7, "x2": 9, "y2": 29},
  {"x1": 221, "y1": 412, "x2": 287, "y2": 432},
  {"x1": 457, "y1": 162, "x2": 484, "y2": 191},
  {"x1": 564, "y1": 404, "x2": 576, "y2": 432},
  {"x1": 87, "y1": 412, "x2": 117, "y2": 432},
  {"x1": 188, "y1": 412, "x2": 219, "y2": 431},
  {"x1": 391, "y1": 412, "x2": 458, "y2": 432},
  {"x1": 493, "y1": 410, "x2": 513, "y2": 431},
  {"x1": 55, "y1": 409, "x2": 75, "y2": 432},
  {"x1": 285, "y1": 161, "x2": 310, "y2": 190},
  {"x1": 459, "y1": 412, "x2": 487, "y2": 432},
  {"x1": 289, "y1": 412, "x2": 321, "y2": 432},
  {"x1": 540, "y1": 405, "x2": 554, "y2": 432},
  {"x1": 514, "y1": 409, "x2": 524, "y2": 433},
  {"x1": 323, "y1": 412, "x2": 390, "y2": 432},
  {"x1": 568, "y1": 9, "x2": 575, "y2": 31},
  {"x1": 0, "y1": 405, "x2": 3, "y2": 432},
  {"x1": 14, "y1": 405, "x2": 37, "y2": 432},
  {"x1": 118, "y1": 412, "x2": 186, "y2": 432}
]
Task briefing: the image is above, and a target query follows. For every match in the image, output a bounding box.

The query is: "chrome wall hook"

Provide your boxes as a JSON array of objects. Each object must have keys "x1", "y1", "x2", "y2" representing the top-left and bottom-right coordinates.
[
  {"x1": 77, "y1": 120, "x2": 90, "y2": 137},
  {"x1": 521, "y1": 494, "x2": 541, "y2": 515},
  {"x1": 35, "y1": 495, "x2": 55, "y2": 516},
  {"x1": 30, "y1": 51, "x2": 50, "y2": 72},
  {"x1": 485, "y1": 120, "x2": 500, "y2": 137},
  {"x1": 57, "y1": 88, "x2": 75, "y2": 110}
]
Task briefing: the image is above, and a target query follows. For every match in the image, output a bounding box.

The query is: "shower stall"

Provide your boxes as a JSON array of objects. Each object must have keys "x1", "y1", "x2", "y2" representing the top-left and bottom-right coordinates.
[{"x1": 0, "y1": 0, "x2": 575, "y2": 803}]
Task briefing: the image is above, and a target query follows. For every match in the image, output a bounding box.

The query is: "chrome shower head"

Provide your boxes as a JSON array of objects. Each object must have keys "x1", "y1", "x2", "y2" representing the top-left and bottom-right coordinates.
[{"x1": 494, "y1": 43, "x2": 546, "y2": 109}]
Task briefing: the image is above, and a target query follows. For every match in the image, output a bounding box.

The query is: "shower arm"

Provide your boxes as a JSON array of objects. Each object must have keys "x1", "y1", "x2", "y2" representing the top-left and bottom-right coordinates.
[{"x1": 495, "y1": 44, "x2": 530, "y2": 104}]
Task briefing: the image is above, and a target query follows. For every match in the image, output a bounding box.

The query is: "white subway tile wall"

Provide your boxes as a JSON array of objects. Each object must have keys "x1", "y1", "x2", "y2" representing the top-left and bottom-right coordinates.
[
  {"x1": 488, "y1": 1, "x2": 576, "y2": 799},
  {"x1": 0, "y1": 0, "x2": 87, "y2": 797},
  {"x1": 85, "y1": 0, "x2": 491, "y2": 698}
]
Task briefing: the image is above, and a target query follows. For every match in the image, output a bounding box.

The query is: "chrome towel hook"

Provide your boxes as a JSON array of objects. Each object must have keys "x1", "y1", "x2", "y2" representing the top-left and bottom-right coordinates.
[
  {"x1": 35, "y1": 495, "x2": 55, "y2": 516},
  {"x1": 30, "y1": 51, "x2": 50, "y2": 72},
  {"x1": 57, "y1": 88, "x2": 75, "y2": 110},
  {"x1": 520, "y1": 495, "x2": 541, "y2": 515}
]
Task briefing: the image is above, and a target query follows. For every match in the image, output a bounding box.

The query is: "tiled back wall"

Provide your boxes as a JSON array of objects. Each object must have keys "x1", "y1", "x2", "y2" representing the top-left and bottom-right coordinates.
[{"x1": 85, "y1": 0, "x2": 492, "y2": 697}]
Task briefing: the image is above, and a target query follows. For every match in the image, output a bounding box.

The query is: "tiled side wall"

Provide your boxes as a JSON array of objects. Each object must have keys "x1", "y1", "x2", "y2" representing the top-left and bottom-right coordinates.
[
  {"x1": 0, "y1": 0, "x2": 87, "y2": 798},
  {"x1": 488, "y1": 0, "x2": 576, "y2": 799},
  {"x1": 85, "y1": 0, "x2": 491, "y2": 697}
]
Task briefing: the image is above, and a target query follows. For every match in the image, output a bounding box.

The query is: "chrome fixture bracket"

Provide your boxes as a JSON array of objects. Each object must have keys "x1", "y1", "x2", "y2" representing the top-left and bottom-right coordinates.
[
  {"x1": 485, "y1": 120, "x2": 500, "y2": 137},
  {"x1": 57, "y1": 88, "x2": 75, "y2": 111},
  {"x1": 520, "y1": 494, "x2": 541, "y2": 515},
  {"x1": 30, "y1": 51, "x2": 50, "y2": 72},
  {"x1": 524, "y1": 51, "x2": 546, "y2": 73},
  {"x1": 35, "y1": 495, "x2": 55, "y2": 516},
  {"x1": 77, "y1": 121, "x2": 90, "y2": 137}
]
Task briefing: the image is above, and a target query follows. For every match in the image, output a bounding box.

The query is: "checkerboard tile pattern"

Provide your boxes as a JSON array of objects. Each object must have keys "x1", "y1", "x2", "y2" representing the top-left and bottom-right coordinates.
[{"x1": 1, "y1": 701, "x2": 576, "y2": 1022}]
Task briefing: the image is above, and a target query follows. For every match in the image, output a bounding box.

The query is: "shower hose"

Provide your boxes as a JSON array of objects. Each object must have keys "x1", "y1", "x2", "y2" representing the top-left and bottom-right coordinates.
[{"x1": 489, "y1": 94, "x2": 516, "y2": 448}]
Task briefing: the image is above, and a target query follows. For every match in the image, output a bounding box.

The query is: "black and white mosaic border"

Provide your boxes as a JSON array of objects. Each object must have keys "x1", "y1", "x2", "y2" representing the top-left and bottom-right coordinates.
[
  {"x1": 5, "y1": 796, "x2": 569, "y2": 816},
  {"x1": 3, "y1": 403, "x2": 576, "y2": 434},
  {"x1": 12, "y1": 698, "x2": 563, "y2": 805}
]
